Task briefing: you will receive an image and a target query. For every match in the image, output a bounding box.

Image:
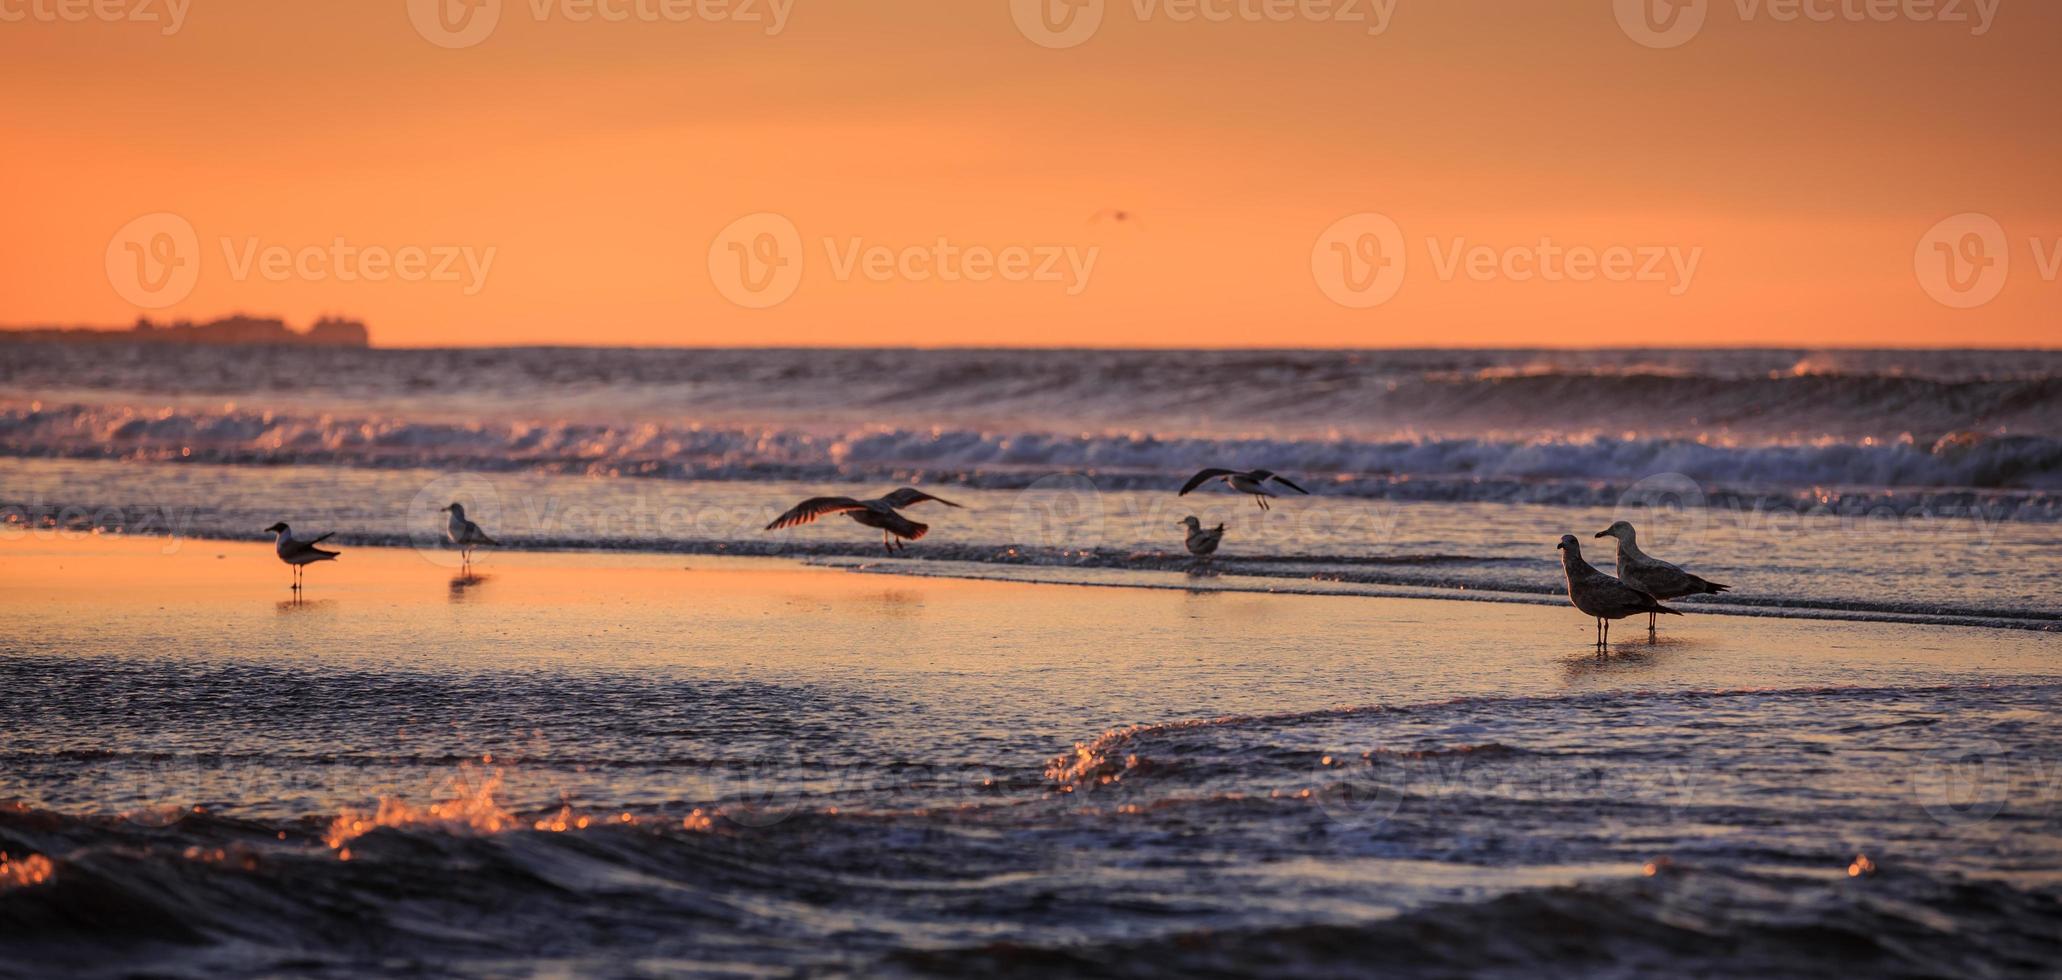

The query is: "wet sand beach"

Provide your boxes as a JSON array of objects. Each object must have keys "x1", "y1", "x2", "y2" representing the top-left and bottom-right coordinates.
[{"x1": 3, "y1": 536, "x2": 2058, "y2": 976}]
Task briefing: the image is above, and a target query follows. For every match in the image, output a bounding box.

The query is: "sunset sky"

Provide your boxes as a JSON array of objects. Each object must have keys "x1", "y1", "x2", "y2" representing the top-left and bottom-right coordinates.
[{"x1": 1, "y1": 0, "x2": 2056, "y2": 348}]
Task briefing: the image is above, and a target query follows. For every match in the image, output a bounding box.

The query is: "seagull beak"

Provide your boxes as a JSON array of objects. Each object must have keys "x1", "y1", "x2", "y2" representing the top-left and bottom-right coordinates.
[{"x1": 1593, "y1": 530, "x2": 1610, "y2": 538}]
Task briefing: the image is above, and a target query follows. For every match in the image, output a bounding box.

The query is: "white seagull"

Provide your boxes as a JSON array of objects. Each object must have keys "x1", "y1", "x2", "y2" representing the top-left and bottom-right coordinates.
[
  {"x1": 266, "y1": 521, "x2": 339, "y2": 590},
  {"x1": 1594, "y1": 520, "x2": 1730, "y2": 637},
  {"x1": 1180, "y1": 515, "x2": 1224, "y2": 560},
  {"x1": 765, "y1": 487, "x2": 963, "y2": 553},
  {"x1": 1557, "y1": 534, "x2": 1679, "y2": 651},
  {"x1": 441, "y1": 503, "x2": 497, "y2": 564},
  {"x1": 1178, "y1": 468, "x2": 1309, "y2": 510}
]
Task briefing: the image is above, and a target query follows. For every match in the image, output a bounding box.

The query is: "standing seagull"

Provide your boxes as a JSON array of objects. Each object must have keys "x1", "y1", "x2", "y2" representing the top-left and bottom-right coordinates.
[
  {"x1": 441, "y1": 503, "x2": 497, "y2": 566},
  {"x1": 1179, "y1": 515, "x2": 1224, "y2": 561},
  {"x1": 764, "y1": 487, "x2": 963, "y2": 553},
  {"x1": 1178, "y1": 469, "x2": 1309, "y2": 510},
  {"x1": 1557, "y1": 534, "x2": 1679, "y2": 651},
  {"x1": 1594, "y1": 521, "x2": 1729, "y2": 637},
  {"x1": 266, "y1": 522, "x2": 339, "y2": 590}
]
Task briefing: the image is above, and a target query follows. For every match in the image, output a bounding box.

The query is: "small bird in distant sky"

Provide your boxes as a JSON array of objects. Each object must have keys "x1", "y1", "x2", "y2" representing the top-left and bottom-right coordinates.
[
  {"x1": 1178, "y1": 468, "x2": 1309, "y2": 510},
  {"x1": 1089, "y1": 208, "x2": 1141, "y2": 228},
  {"x1": 1180, "y1": 515, "x2": 1224, "y2": 560},
  {"x1": 765, "y1": 487, "x2": 963, "y2": 553},
  {"x1": 266, "y1": 522, "x2": 339, "y2": 590},
  {"x1": 1557, "y1": 534, "x2": 1679, "y2": 651},
  {"x1": 442, "y1": 503, "x2": 497, "y2": 565}
]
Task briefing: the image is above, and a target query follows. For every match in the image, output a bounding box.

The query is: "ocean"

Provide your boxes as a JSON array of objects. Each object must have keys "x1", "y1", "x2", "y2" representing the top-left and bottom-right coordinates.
[{"x1": 1, "y1": 345, "x2": 2059, "y2": 977}]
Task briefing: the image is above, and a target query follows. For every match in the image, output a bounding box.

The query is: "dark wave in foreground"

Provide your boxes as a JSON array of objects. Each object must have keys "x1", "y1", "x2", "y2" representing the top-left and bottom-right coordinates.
[
  {"x1": 8, "y1": 804, "x2": 2055, "y2": 979},
  {"x1": 889, "y1": 866, "x2": 2062, "y2": 979},
  {"x1": 7, "y1": 680, "x2": 2062, "y2": 978}
]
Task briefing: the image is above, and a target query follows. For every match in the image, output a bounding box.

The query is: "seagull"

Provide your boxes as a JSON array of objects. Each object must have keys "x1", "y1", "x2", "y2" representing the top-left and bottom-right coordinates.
[
  {"x1": 1594, "y1": 521, "x2": 1730, "y2": 637},
  {"x1": 1178, "y1": 468, "x2": 1309, "y2": 510},
  {"x1": 764, "y1": 487, "x2": 963, "y2": 553},
  {"x1": 266, "y1": 522, "x2": 339, "y2": 590},
  {"x1": 441, "y1": 503, "x2": 496, "y2": 565},
  {"x1": 1179, "y1": 515, "x2": 1224, "y2": 560},
  {"x1": 1557, "y1": 534, "x2": 1679, "y2": 651}
]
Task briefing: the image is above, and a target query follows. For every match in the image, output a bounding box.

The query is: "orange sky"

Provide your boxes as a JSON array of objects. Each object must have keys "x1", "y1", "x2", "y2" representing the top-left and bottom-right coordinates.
[{"x1": 1, "y1": 0, "x2": 2056, "y2": 347}]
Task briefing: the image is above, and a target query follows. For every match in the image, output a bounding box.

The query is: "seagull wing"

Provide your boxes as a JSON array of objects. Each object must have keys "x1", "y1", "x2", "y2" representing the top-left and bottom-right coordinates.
[
  {"x1": 306, "y1": 531, "x2": 335, "y2": 546},
  {"x1": 879, "y1": 488, "x2": 963, "y2": 510},
  {"x1": 765, "y1": 497, "x2": 868, "y2": 531},
  {"x1": 1178, "y1": 469, "x2": 1236, "y2": 495},
  {"x1": 1267, "y1": 474, "x2": 1310, "y2": 494},
  {"x1": 279, "y1": 533, "x2": 334, "y2": 559},
  {"x1": 463, "y1": 520, "x2": 497, "y2": 545}
]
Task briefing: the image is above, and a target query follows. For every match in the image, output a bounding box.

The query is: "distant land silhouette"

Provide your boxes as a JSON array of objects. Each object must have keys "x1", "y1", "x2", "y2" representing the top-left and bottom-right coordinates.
[{"x1": 0, "y1": 314, "x2": 370, "y2": 347}]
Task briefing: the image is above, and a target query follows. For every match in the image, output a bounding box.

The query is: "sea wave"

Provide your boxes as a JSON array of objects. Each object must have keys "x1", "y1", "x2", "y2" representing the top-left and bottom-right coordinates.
[{"x1": 6, "y1": 402, "x2": 2062, "y2": 499}]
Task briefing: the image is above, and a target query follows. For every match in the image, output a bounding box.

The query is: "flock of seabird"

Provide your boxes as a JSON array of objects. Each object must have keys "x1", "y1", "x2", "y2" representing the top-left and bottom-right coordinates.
[{"x1": 267, "y1": 469, "x2": 1731, "y2": 650}]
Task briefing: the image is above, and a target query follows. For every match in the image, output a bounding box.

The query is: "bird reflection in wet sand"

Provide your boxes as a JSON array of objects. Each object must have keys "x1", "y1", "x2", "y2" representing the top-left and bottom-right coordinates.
[{"x1": 449, "y1": 572, "x2": 491, "y2": 601}]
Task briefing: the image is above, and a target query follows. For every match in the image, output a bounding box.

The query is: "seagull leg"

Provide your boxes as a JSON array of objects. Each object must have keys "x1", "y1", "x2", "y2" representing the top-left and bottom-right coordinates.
[{"x1": 1648, "y1": 612, "x2": 1658, "y2": 643}]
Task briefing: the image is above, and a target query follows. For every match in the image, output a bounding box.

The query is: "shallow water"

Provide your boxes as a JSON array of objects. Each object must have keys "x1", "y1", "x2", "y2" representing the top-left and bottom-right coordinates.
[
  {"x1": 5, "y1": 457, "x2": 2059, "y2": 629},
  {"x1": 2, "y1": 542, "x2": 2058, "y2": 977}
]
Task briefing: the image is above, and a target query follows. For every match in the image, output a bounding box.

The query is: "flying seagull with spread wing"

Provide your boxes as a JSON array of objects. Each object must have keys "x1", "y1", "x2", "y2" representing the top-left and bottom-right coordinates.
[
  {"x1": 765, "y1": 487, "x2": 964, "y2": 553},
  {"x1": 1177, "y1": 468, "x2": 1309, "y2": 510}
]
